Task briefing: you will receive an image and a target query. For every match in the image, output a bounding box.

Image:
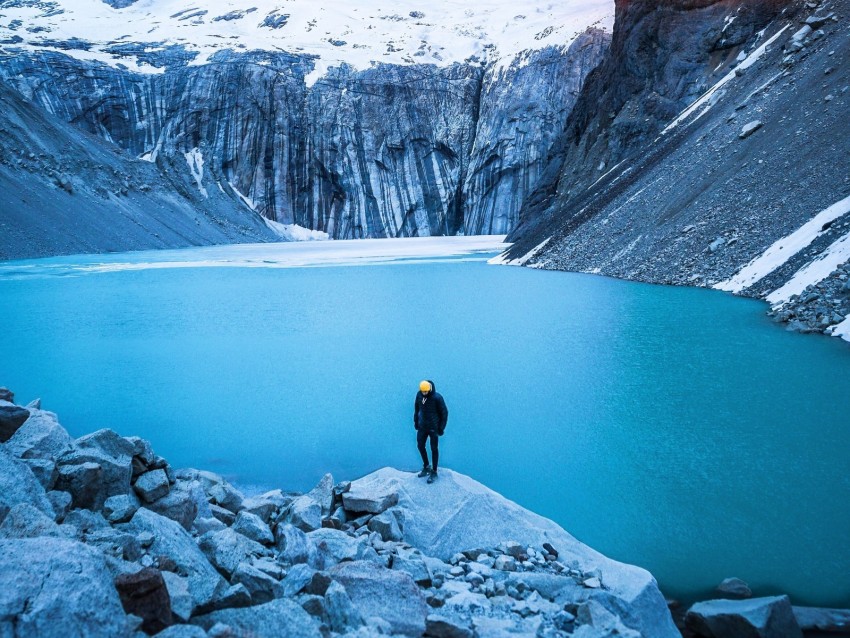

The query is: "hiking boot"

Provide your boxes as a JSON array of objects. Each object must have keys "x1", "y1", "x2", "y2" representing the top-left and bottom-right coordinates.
[
  {"x1": 418, "y1": 466, "x2": 430, "y2": 478},
  {"x1": 427, "y1": 469, "x2": 438, "y2": 484}
]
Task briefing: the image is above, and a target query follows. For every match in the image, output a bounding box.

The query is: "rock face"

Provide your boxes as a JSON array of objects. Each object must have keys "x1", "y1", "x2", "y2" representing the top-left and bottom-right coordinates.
[
  {"x1": 686, "y1": 595, "x2": 803, "y2": 638},
  {"x1": 0, "y1": 538, "x2": 130, "y2": 637},
  {"x1": 0, "y1": 32, "x2": 607, "y2": 253}
]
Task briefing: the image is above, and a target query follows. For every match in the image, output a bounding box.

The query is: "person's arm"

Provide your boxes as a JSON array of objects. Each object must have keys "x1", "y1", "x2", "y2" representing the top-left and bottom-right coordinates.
[
  {"x1": 413, "y1": 393, "x2": 420, "y2": 429},
  {"x1": 437, "y1": 396, "x2": 448, "y2": 435}
]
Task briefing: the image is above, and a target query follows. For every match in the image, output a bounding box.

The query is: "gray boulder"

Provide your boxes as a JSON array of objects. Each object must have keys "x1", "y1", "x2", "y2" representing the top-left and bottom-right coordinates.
[
  {"x1": 392, "y1": 549, "x2": 432, "y2": 586},
  {"x1": 739, "y1": 120, "x2": 763, "y2": 139},
  {"x1": 346, "y1": 468, "x2": 678, "y2": 638},
  {"x1": 163, "y1": 571, "x2": 194, "y2": 623},
  {"x1": 0, "y1": 502, "x2": 65, "y2": 539},
  {"x1": 198, "y1": 528, "x2": 265, "y2": 578},
  {"x1": 329, "y1": 560, "x2": 428, "y2": 637},
  {"x1": 284, "y1": 495, "x2": 322, "y2": 532},
  {"x1": 0, "y1": 403, "x2": 30, "y2": 441},
  {"x1": 324, "y1": 580, "x2": 363, "y2": 633},
  {"x1": 84, "y1": 527, "x2": 142, "y2": 561},
  {"x1": 342, "y1": 478, "x2": 399, "y2": 514},
  {"x1": 0, "y1": 538, "x2": 130, "y2": 636},
  {"x1": 792, "y1": 606, "x2": 850, "y2": 633},
  {"x1": 56, "y1": 445, "x2": 132, "y2": 510},
  {"x1": 120, "y1": 508, "x2": 226, "y2": 610},
  {"x1": 0, "y1": 388, "x2": 12, "y2": 402},
  {"x1": 192, "y1": 598, "x2": 321, "y2": 638},
  {"x1": 232, "y1": 510, "x2": 274, "y2": 545},
  {"x1": 307, "y1": 527, "x2": 364, "y2": 569},
  {"x1": 134, "y1": 468, "x2": 171, "y2": 503},
  {"x1": 155, "y1": 625, "x2": 208, "y2": 638},
  {"x1": 367, "y1": 510, "x2": 403, "y2": 541},
  {"x1": 717, "y1": 577, "x2": 753, "y2": 599},
  {"x1": 208, "y1": 482, "x2": 245, "y2": 514},
  {"x1": 242, "y1": 490, "x2": 289, "y2": 524},
  {"x1": 104, "y1": 493, "x2": 141, "y2": 524},
  {"x1": 426, "y1": 614, "x2": 474, "y2": 638},
  {"x1": 5, "y1": 408, "x2": 73, "y2": 461},
  {"x1": 146, "y1": 485, "x2": 199, "y2": 530},
  {"x1": 21, "y1": 457, "x2": 57, "y2": 489},
  {"x1": 0, "y1": 444, "x2": 54, "y2": 524},
  {"x1": 686, "y1": 595, "x2": 803, "y2": 638},
  {"x1": 574, "y1": 599, "x2": 641, "y2": 638},
  {"x1": 232, "y1": 562, "x2": 284, "y2": 604},
  {"x1": 276, "y1": 523, "x2": 314, "y2": 565},
  {"x1": 76, "y1": 428, "x2": 135, "y2": 460},
  {"x1": 282, "y1": 564, "x2": 317, "y2": 597},
  {"x1": 47, "y1": 490, "x2": 73, "y2": 522}
]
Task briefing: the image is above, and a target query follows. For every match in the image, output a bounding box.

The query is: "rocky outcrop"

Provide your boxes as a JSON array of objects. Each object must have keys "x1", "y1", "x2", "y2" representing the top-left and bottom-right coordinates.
[
  {"x1": 0, "y1": 389, "x2": 685, "y2": 637},
  {"x1": 686, "y1": 595, "x2": 803, "y2": 638},
  {"x1": 0, "y1": 32, "x2": 607, "y2": 250}
]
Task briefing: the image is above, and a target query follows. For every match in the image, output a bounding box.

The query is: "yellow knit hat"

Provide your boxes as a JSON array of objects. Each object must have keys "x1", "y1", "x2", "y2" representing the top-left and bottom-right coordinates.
[{"x1": 419, "y1": 380, "x2": 432, "y2": 393}]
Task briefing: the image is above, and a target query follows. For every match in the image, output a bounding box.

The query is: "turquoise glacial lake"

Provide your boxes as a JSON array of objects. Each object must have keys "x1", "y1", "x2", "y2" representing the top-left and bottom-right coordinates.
[{"x1": 1, "y1": 238, "x2": 849, "y2": 606}]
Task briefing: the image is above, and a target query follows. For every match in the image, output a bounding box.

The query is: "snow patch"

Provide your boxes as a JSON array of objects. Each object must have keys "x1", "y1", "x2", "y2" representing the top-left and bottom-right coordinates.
[
  {"x1": 829, "y1": 314, "x2": 850, "y2": 342},
  {"x1": 264, "y1": 218, "x2": 329, "y2": 241},
  {"x1": 183, "y1": 148, "x2": 207, "y2": 197},
  {"x1": 229, "y1": 182, "x2": 256, "y2": 210},
  {"x1": 489, "y1": 237, "x2": 550, "y2": 266},
  {"x1": 767, "y1": 229, "x2": 850, "y2": 305},
  {"x1": 661, "y1": 25, "x2": 789, "y2": 135},
  {"x1": 715, "y1": 194, "x2": 850, "y2": 293}
]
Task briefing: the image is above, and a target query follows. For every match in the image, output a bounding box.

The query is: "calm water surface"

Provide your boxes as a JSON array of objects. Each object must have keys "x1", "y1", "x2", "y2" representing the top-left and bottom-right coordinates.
[{"x1": 1, "y1": 241, "x2": 849, "y2": 606}]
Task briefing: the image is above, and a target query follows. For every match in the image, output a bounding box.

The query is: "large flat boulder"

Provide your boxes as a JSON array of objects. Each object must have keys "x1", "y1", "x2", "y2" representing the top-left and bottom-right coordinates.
[
  {"x1": 0, "y1": 538, "x2": 130, "y2": 637},
  {"x1": 0, "y1": 444, "x2": 54, "y2": 524},
  {"x1": 329, "y1": 560, "x2": 428, "y2": 637},
  {"x1": 346, "y1": 468, "x2": 678, "y2": 638},
  {"x1": 192, "y1": 598, "x2": 321, "y2": 638},
  {"x1": 686, "y1": 595, "x2": 803, "y2": 638},
  {"x1": 4, "y1": 408, "x2": 73, "y2": 460},
  {"x1": 0, "y1": 401, "x2": 30, "y2": 442}
]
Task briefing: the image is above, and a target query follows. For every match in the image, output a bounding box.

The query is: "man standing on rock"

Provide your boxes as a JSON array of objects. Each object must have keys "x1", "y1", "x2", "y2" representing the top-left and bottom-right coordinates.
[{"x1": 414, "y1": 379, "x2": 448, "y2": 484}]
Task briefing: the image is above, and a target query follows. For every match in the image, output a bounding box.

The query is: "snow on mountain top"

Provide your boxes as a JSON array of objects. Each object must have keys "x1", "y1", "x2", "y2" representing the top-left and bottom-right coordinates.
[{"x1": 0, "y1": 0, "x2": 613, "y2": 77}]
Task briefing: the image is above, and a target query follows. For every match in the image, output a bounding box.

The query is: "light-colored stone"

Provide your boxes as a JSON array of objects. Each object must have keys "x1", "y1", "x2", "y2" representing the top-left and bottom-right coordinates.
[
  {"x1": 308, "y1": 527, "x2": 365, "y2": 569},
  {"x1": 163, "y1": 571, "x2": 194, "y2": 622},
  {"x1": 686, "y1": 595, "x2": 803, "y2": 638},
  {"x1": 231, "y1": 562, "x2": 283, "y2": 604},
  {"x1": 717, "y1": 576, "x2": 753, "y2": 599},
  {"x1": 134, "y1": 469, "x2": 171, "y2": 503},
  {"x1": 325, "y1": 580, "x2": 364, "y2": 633},
  {"x1": 0, "y1": 502, "x2": 65, "y2": 539},
  {"x1": 103, "y1": 493, "x2": 140, "y2": 523},
  {"x1": 342, "y1": 479, "x2": 400, "y2": 514},
  {"x1": 233, "y1": 510, "x2": 274, "y2": 545},
  {"x1": 0, "y1": 444, "x2": 54, "y2": 524},
  {"x1": 0, "y1": 538, "x2": 130, "y2": 637},
  {"x1": 426, "y1": 614, "x2": 474, "y2": 638},
  {"x1": 192, "y1": 598, "x2": 321, "y2": 638},
  {"x1": 198, "y1": 528, "x2": 265, "y2": 578}
]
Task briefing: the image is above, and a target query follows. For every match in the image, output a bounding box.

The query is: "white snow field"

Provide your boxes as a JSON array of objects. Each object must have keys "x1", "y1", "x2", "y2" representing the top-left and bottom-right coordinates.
[{"x1": 0, "y1": 0, "x2": 613, "y2": 78}]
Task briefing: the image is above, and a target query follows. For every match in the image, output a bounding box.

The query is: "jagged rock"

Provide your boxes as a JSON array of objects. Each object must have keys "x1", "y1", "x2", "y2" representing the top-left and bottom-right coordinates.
[
  {"x1": 284, "y1": 496, "x2": 323, "y2": 532},
  {"x1": 308, "y1": 527, "x2": 364, "y2": 569},
  {"x1": 115, "y1": 567, "x2": 173, "y2": 634},
  {"x1": 63, "y1": 508, "x2": 110, "y2": 535},
  {"x1": 342, "y1": 479, "x2": 400, "y2": 514},
  {"x1": 120, "y1": 508, "x2": 226, "y2": 610},
  {"x1": 367, "y1": 510, "x2": 403, "y2": 541},
  {"x1": 574, "y1": 599, "x2": 641, "y2": 638},
  {"x1": 134, "y1": 468, "x2": 171, "y2": 503},
  {"x1": 56, "y1": 445, "x2": 132, "y2": 510},
  {"x1": 299, "y1": 594, "x2": 325, "y2": 617},
  {"x1": 84, "y1": 527, "x2": 142, "y2": 561},
  {"x1": 163, "y1": 571, "x2": 194, "y2": 622},
  {"x1": 251, "y1": 556, "x2": 286, "y2": 580},
  {"x1": 0, "y1": 403, "x2": 30, "y2": 441},
  {"x1": 231, "y1": 562, "x2": 283, "y2": 604},
  {"x1": 686, "y1": 595, "x2": 803, "y2": 638},
  {"x1": 324, "y1": 581, "x2": 364, "y2": 632},
  {"x1": 21, "y1": 457, "x2": 57, "y2": 489},
  {"x1": 210, "y1": 503, "x2": 237, "y2": 526},
  {"x1": 347, "y1": 468, "x2": 676, "y2": 637},
  {"x1": 0, "y1": 538, "x2": 130, "y2": 636},
  {"x1": 232, "y1": 510, "x2": 274, "y2": 545},
  {"x1": 276, "y1": 523, "x2": 314, "y2": 565},
  {"x1": 242, "y1": 490, "x2": 289, "y2": 524},
  {"x1": 208, "y1": 482, "x2": 245, "y2": 514},
  {"x1": 792, "y1": 606, "x2": 850, "y2": 633},
  {"x1": 0, "y1": 502, "x2": 65, "y2": 539},
  {"x1": 103, "y1": 493, "x2": 141, "y2": 523},
  {"x1": 5, "y1": 408, "x2": 73, "y2": 461},
  {"x1": 508, "y1": 572, "x2": 583, "y2": 603},
  {"x1": 198, "y1": 528, "x2": 265, "y2": 578},
  {"x1": 77, "y1": 428, "x2": 135, "y2": 460},
  {"x1": 739, "y1": 120, "x2": 764, "y2": 139},
  {"x1": 192, "y1": 598, "x2": 321, "y2": 638},
  {"x1": 425, "y1": 614, "x2": 474, "y2": 638},
  {"x1": 0, "y1": 388, "x2": 13, "y2": 402},
  {"x1": 392, "y1": 549, "x2": 432, "y2": 586},
  {"x1": 203, "y1": 583, "x2": 252, "y2": 612},
  {"x1": 329, "y1": 560, "x2": 428, "y2": 637},
  {"x1": 47, "y1": 490, "x2": 72, "y2": 521},
  {"x1": 0, "y1": 444, "x2": 54, "y2": 524},
  {"x1": 282, "y1": 563, "x2": 317, "y2": 596},
  {"x1": 717, "y1": 577, "x2": 753, "y2": 599},
  {"x1": 195, "y1": 516, "x2": 228, "y2": 535},
  {"x1": 147, "y1": 485, "x2": 199, "y2": 530},
  {"x1": 494, "y1": 555, "x2": 517, "y2": 571}
]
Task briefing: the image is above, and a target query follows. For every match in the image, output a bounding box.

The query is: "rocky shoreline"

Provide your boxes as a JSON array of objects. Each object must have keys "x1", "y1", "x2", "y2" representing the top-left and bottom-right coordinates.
[{"x1": 0, "y1": 387, "x2": 847, "y2": 637}]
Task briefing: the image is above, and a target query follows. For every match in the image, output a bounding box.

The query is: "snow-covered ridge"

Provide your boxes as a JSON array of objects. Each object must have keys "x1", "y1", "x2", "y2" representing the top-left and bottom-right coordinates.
[{"x1": 0, "y1": 0, "x2": 613, "y2": 76}]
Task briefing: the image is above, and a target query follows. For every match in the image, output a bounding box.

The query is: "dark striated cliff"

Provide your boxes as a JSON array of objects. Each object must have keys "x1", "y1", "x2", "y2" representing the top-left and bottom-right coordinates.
[{"x1": 0, "y1": 32, "x2": 608, "y2": 245}]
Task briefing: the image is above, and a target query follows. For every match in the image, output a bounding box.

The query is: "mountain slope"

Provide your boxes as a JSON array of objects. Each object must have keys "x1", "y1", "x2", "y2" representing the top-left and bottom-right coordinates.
[{"x1": 503, "y1": 0, "x2": 850, "y2": 340}]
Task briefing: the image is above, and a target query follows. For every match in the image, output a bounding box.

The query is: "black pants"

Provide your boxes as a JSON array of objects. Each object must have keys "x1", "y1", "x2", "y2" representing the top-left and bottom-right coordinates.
[{"x1": 417, "y1": 429, "x2": 439, "y2": 471}]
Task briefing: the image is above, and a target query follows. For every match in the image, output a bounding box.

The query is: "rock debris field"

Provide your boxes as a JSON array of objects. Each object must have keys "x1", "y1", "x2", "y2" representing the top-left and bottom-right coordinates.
[{"x1": 1, "y1": 387, "x2": 847, "y2": 637}]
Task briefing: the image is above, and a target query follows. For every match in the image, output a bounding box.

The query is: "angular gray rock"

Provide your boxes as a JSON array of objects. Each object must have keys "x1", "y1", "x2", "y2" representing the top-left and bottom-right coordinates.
[
  {"x1": 276, "y1": 523, "x2": 314, "y2": 565},
  {"x1": 198, "y1": 528, "x2": 265, "y2": 578},
  {"x1": 324, "y1": 580, "x2": 364, "y2": 633},
  {"x1": 0, "y1": 444, "x2": 54, "y2": 524},
  {"x1": 686, "y1": 595, "x2": 803, "y2": 638},
  {"x1": 342, "y1": 479, "x2": 400, "y2": 514},
  {"x1": 329, "y1": 560, "x2": 428, "y2": 637},
  {"x1": 739, "y1": 120, "x2": 764, "y2": 139},
  {"x1": 0, "y1": 538, "x2": 130, "y2": 636},
  {"x1": 242, "y1": 490, "x2": 289, "y2": 524},
  {"x1": 56, "y1": 445, "x2": 132, "y2": 510},
  {"x1": 146, "y1": 485, "x2": 199, "y2": 530},
  {"x1": 120, "y1": 508, "x2": 226, "y2": 609},
  {"x1": 307, "y1": 527, "x2": 365, "y2": 570},
  {"x1": 367, "y1": 510, "x2": 403, "y2": 541},
  {"x1": 232, "y1": 510, "x2": 274, "y2": 545},
  {"x1": 282, "y1": 564, "x2": 317, "y2": 597},
  {"x1": 155, "y1": 625, "x2": 208, "y2": 638},
  {"x1": 426, "y1": 614, "x2": 474, "y2": 638},
  {"x1": 717, "y1": 576, "x2": 753, "y2": 599},
  {"x1": 208, "y1": 481, "x2": 245, "y2": 514},
  {"x1": 231, "y1": 562, "x2": 283, "y2": 604},
  {"x1": 346, "y1": 468, "x2": 678, "y2": 638},
  {"x1": 134, "y1": 468, "x2": 171, "y2": 503},
  {"x1": 0, "y1": 403, "x2": 30, "y2": 441},
  {"x1": 5, "y1": 408, "x2": 73, "y2": 461},
  {"x1": 163, "y1": 571, "x2": 194, "y2": 623},
  {"x1": 0, "y1": 502, "x2": 65, "y2": 539},
  {"x1": 103, "y1": 493, "x2": 141, "y2": 524},
  {"x1": 192, "y1": 598, "x2": 322, "y2": 638}
]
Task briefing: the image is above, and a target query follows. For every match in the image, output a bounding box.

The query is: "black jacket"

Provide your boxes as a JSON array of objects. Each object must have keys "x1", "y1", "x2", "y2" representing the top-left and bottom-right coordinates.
[{"x1": 414, "y1": 380, "x2": 448, "y2": 435}]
